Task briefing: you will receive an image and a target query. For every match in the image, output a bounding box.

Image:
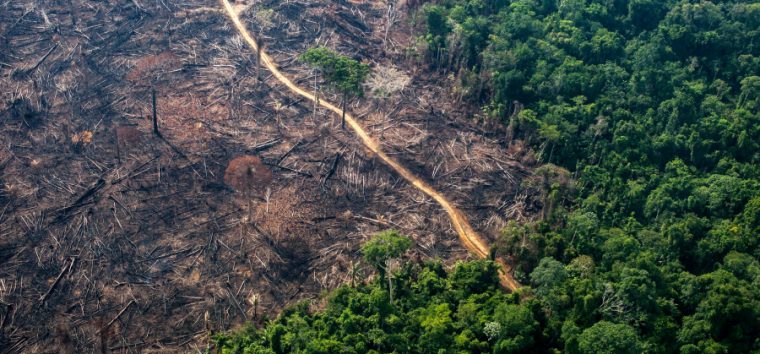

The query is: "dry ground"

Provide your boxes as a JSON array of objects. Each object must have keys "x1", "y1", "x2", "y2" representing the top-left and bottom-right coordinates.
[{"x1": 0, "y1": 0, "x2": 538, "y2": 352}]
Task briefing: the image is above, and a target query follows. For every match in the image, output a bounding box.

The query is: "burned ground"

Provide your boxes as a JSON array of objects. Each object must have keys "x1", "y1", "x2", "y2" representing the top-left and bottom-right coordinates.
[{"x1": 0, "y1": 1, "x2": 537, "y2": 352}]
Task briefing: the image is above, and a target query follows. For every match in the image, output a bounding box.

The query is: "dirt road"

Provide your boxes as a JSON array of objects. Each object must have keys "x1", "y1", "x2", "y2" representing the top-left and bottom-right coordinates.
[{"x1": 220, "y1": 0, "x2": 520, "y2": 291}]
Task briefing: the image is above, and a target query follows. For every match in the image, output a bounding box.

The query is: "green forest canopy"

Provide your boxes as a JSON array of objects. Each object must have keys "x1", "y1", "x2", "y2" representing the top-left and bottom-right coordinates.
[{"x1": 216, "y1": 0, "x2": 759, "y2": 353}]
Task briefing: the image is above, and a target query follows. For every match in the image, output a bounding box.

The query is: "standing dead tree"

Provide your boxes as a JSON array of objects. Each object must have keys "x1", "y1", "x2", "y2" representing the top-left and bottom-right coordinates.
[
  {"x1": 224, "y1": 155, "x2": 273, "y2": 222},
  {"x1": 254, "y1": 9, "x2": 273, "y2": 83},
  {"x1": 126, "y1": 51, "x2": 180, "y2": 138},
  {"x1": 151, "y1": 89, "x2": 161, "y2": 138},
  {"x1": 382, "y1": 3, "x2": 401, "y2": 50},
  {"x1": 245, "y1": 7, "x2": 276, "y2": 84}
]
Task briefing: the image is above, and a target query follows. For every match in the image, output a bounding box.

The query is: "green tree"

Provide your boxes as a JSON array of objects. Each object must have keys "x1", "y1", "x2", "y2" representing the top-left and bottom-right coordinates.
[
  {"x1": 576, "y1": 321, "x2": 644, "y2": 354},
  {"x1": 361, "y1": 230, "x2": 413, "y2": 304},
  {"x1": 678, "y1": 268, "x2": 760, "y2": 353},
  {"x1": 300, "y1": 47, "x2": 369, "y2": 129},
  {"x1": 415, "y1": 303, "x2": 453, "y2": 352},
  {"x1": 492, "y1": 303, "x2": 539, "y2": 353},
  {"x1": 216, "y1": 1, "x2": 760, "y2": 352},
  {"x1": 422, "y1": 4, "x2": 450, "y2": 67},
  {"x1": 530, "y1": 257, "x2": 567, "y2": 294}
]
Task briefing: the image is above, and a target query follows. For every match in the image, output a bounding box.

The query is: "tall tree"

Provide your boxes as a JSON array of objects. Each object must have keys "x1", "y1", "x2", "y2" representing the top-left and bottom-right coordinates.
[
  {"x1": 361, "y1": 230, "x2": 412, "y2": 304},
  {"x1": 300, "y1": 47, "x2": 369, "y2": 129}
]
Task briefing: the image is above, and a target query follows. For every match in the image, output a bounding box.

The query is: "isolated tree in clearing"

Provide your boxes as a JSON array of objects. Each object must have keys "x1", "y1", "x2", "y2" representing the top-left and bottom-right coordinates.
[
  {"x1": 224, "y1": 155, "x2": 273, "y2": 222},
  {"x1": 299, "y1": 47, "x2": 369, "y2": 129}
]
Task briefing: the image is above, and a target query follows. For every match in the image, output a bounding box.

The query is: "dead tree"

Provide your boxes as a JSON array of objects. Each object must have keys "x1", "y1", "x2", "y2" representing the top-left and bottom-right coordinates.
[
  {"x1": 383, "y1": 3, "x2": 401, "y2": 50},
  {"x1": 224, "y1": 155, "x2": 273, "y2": 222},
  {"x1": 125, "y1": 52, "x2": 178, "y2": 139},
  {"x1": 151, "y1": 89, "x2": 161, "y2": 138},
  {"x1": 252, "y1": 8, "x2": 275, "y2": 84}
]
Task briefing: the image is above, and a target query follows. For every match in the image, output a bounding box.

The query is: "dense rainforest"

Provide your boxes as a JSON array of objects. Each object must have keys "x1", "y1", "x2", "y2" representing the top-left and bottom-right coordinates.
[{"x1": 216, "y1": 0, "x2": 760, "y2": 353}]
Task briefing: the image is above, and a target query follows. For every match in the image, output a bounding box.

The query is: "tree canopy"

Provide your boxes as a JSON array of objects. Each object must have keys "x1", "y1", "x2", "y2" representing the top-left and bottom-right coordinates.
[
  {"x1": 214, "y1": 253, "x2": 534, "y2": 353},
  {"x1": 419, "y1": 0, "x2": 760, "y2": 352},
  {"x1": 362, "y1": 230, "x2": 413, "y2": 271},
  {"x1": 300, "y1": 47, "x2": 369, "y2": 98}
]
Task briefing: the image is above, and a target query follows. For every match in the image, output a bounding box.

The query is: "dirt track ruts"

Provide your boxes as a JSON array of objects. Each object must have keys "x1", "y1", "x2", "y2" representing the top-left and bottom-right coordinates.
[{"x1": 220, "y1": 0, "x2": 520, "y2": 291}]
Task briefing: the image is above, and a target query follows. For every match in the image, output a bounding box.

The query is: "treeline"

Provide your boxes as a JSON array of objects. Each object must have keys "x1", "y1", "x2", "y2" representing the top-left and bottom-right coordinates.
[
  {"x1": 418, "y1": 0, "x2": 760, "y2": 353},
  {"x1": 215, "y1": 232, "x2": 648, "y2": 354}
]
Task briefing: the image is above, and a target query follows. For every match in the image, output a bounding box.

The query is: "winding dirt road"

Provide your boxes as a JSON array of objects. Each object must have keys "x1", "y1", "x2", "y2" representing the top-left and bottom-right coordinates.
[{"x1": 220, "y1": 0, "x2": 520, "y2": 291}]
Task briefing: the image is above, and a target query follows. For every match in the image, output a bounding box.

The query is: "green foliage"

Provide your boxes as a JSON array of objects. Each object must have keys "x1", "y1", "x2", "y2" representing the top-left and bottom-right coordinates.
[
  {"x1": 361, "y1": 230, "x2": 413, "y2": 272},
  {"x1": 214, "y1": 259, "x2": 535, "y2": 354},
  {"x1": 422, "y1": 4, "x2": 450, "y2": 65},
  {"x1": 300, "y1": 47, "x2": 369, "y2": 98},
  {"x1": 491, "y1": 303, "x2": 538, "y2": 353},
  {"x1": 421, "y1": 0, "x2": 760, "y2": 352},
  {"x1": 576, "y1": 321, "x2": 644, "y2": 354},
  {"x1": 677, "y1": 267, "x2": 760, "y2": 353}
]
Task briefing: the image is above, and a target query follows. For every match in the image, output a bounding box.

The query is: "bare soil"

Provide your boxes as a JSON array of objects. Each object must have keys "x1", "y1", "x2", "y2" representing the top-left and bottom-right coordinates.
[{"x1": 0, "y1": 1, "x2": 538, "y2": 352}]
